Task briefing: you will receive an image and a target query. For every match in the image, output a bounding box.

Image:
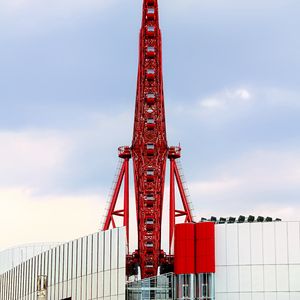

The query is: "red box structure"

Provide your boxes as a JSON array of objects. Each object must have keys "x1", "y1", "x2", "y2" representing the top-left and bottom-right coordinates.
[
  {"x1": 195, "y1": 222, "x2": 215, "y2": 273},
  {"x1": 174, "y1": 223, "x2": 195, "y2": 274}
]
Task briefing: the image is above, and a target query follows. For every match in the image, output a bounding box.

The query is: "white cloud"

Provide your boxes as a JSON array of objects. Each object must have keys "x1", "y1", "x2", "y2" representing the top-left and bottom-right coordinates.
[
  {"x1": 0, "y1": 130, "x2": 72, "y2": 187},
  {"x1": 189, "y1": 148, "x2": 300, "y2": 221},
  {"x1": 0, "y1": 0, "x2": 117, "y2": 36},
  {"x1": 0, "y1": 111, "x2": 131, "y2": 190},
  {"x1": 251, "y1": 203, "x2": 300, "y2": 222},
  {"x1": 262, "y1": 88, "x2": 300, "y2": 108},
  {"x1": 236, "y1": 89, "x2": 251, "y2": 100},
  {"x1": 0, "y1": 0, "x2": 114, "y2": 15},
  {"x1": 230, "y1": 150, "x2": 300, "y2": 188},
  {"x1": 160, "y1": 0, "x2": 289, "y2": 15},
  {"x1": 199, "y1": 88, "x2": 252, "y2": 110},
  {"x1": 0, "y1": 111, "x2": 133, "y2": 250},
  {"x1": 200, "y1": 98, "x2": 223, "y2": 109},
  {"x1": 190, "y1": 178, "x2": 241, "y2": 195},
  {"x1": 170, "y1": 87, "x2": 300, "y2": 127},
  {"x1": 0, "y1": 187, "x2": 104, "y2": 251},
  {"x1": 169, "y1": 87, "x2": 254, "y2": 121}
]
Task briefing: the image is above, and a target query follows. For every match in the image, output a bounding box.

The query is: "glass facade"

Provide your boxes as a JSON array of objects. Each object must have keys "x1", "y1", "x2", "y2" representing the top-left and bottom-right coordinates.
[
  {"x1": 126, "y1": 273, "x2": 175, "y2": 300},
  {"x1": 0, "y1": 227, "x2": 126, "y2": 300}
]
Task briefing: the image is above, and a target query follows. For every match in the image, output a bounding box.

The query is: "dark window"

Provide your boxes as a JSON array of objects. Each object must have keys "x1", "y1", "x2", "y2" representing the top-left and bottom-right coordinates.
[{"x1": 183, "y1": 284, "x2": 189, "y2": 298}]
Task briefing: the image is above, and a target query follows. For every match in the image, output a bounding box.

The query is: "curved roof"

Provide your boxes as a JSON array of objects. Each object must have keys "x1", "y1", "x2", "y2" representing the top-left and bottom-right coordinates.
[{"x1": 0, "y1": 242, "x2": 60, "y2": 275}]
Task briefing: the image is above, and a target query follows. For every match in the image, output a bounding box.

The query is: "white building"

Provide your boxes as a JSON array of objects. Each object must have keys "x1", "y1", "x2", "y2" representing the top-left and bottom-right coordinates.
[
  {"x1": 0, "y1": 243, "x2": 60, "y2": 275},
  {"x1": 0, "y1": 227, "x2": 126, "y2": 300},
  {"x1": 215, "y1": 221, "x2": 300, "y2": 300},
  {"x1": 0, "y1": 222, "x2": 299, "y2": 300}
]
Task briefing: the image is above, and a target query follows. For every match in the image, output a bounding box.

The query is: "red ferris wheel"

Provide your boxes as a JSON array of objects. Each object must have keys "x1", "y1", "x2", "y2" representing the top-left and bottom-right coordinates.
[{"x1": 102, "y1": 0, "x2": 193, "y2": 279}]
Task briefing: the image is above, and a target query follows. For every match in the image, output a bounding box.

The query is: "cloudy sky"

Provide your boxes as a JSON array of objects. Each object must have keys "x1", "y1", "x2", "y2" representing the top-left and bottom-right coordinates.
[{"x1": 0, "y1": 0, "x2": 299, "y2": 251}]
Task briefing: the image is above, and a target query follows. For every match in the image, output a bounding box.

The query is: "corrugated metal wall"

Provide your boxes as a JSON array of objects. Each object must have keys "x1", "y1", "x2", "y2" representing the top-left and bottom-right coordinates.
[
  {"x1": 0, "y1": 227, "x2": 126, "y2": 300},
  {"x1": 0, "y1": 243, "x2": 60, "y2": 275}
]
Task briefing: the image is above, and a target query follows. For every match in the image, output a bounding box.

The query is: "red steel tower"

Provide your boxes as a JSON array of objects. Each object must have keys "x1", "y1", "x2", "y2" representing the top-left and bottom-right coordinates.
[{"x1": 103, "y1": 0, "x2": 193, "y2": 279}]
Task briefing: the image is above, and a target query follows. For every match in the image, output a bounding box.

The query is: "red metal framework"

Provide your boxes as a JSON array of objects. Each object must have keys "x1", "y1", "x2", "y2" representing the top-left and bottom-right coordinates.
[{"x1": 102, "y1": 0, "x2": 193, "y2": 278}]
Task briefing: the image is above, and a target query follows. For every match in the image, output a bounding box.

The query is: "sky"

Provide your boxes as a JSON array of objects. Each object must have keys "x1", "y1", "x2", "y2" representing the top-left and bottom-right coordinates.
[{"x1": 0, "y1": 0, "x2": 299, "y2": 251}]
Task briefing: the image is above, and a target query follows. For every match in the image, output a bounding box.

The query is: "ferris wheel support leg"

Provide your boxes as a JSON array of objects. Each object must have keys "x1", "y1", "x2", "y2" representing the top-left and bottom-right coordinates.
[
  {"x1": 169, "y1": 158, "x2": 176, "y2": 255},
  {"x1": 174, "y1": 161, "x2": 193, "y2": 223},
  {"x1": 102, "y1": 161, "x2": 125, "y2": 231},
  {"x1": 123, "y1": 158, "x2": 130, "y2": 245}
]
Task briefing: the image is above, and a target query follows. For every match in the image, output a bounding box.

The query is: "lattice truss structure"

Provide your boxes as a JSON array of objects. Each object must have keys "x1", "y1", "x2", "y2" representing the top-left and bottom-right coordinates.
[{"x1": 103, "y1": 0, "x2": 193, "y2": 279}]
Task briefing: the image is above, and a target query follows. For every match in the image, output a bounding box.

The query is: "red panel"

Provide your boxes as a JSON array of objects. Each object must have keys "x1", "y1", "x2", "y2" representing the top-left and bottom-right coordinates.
[
  {"x1": 195, "y1": 222, "x2": 215, "y2": 273},
  {"x1": 174, "y1": 223, "x2": 195, "y2": 274}
]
